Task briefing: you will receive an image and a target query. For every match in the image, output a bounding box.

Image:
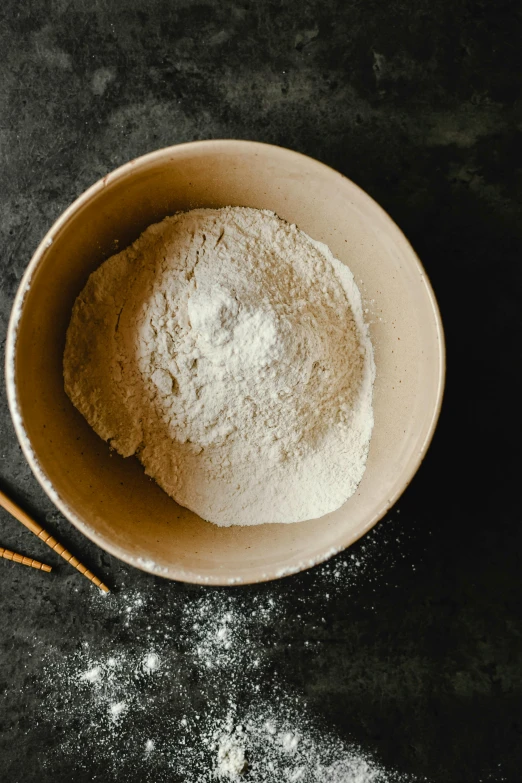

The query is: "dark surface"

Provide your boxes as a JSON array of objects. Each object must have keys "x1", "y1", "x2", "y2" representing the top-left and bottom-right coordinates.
[{"x1": 1, "y1": 1, "x2": 522, "y2": 781}]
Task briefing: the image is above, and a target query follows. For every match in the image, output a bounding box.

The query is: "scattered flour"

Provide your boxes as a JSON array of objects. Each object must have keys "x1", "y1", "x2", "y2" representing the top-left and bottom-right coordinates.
[
  {"x1": 109, "y1": 700, "x2": 127, "y2": 720},
  {"x1": 80, "y1": 664, "x2": 101, "y2": 683},
  {"x1": 210, "y1": 708, "x2": 393, "y2": 782},
  {"x1": 30, "y1": 514, "x2": 424, "y2": 781},
  {"x1": 215, "y1": 729, "x2": 247, "y2": 778},
  {"x1": 48, "y1": 629, "x2": 409, "y2": 782},
  {"x1": 35, "y1": 523, "x2": 418, "y2": 783},
  {"x1": 64, "y1": 207, "x2": 374, "y2": 526},
  {"x1": 281, "y1": 731, "x2": 300, "y2": 753},
  {"x1": 143, "y1": 652, "x2": 160, "y2": 673}
]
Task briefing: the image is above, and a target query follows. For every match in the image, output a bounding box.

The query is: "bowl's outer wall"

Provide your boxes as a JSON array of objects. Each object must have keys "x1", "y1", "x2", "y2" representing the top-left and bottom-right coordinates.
[{"x1": 6, "y1": 141, "x2": 445, "y2": 584}]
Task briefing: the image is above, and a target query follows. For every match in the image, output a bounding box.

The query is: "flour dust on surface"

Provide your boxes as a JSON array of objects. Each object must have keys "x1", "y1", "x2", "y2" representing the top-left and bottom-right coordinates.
[{"x1": 34, "y1": 513, "x2": 419, "y2": 782}]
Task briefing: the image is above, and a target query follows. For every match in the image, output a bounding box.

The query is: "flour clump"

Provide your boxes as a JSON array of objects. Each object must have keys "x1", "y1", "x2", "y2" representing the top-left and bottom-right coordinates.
[{"x1": 64, "y1": 207, "x2": 374, "y2": 526}]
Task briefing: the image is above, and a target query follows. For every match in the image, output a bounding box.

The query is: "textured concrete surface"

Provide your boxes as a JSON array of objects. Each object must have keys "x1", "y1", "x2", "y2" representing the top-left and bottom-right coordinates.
[{"x1": 1, "y1": 1, "x2": 521, "y2": 781}]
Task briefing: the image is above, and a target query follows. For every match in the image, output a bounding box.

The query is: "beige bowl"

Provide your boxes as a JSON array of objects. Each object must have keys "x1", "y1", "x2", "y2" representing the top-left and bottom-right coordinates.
[{"x1": 6, "y1": 141, "x2": 444, "y2": 585}]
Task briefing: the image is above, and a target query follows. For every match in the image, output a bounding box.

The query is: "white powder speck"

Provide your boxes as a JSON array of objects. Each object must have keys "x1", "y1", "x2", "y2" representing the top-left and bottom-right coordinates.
[
  {"x1": 142, "y1": 652, "x2": 160, "y2": 673},
  {"x1": 281, "y1": 731, "x2": 300, "y2": 752},
  {"x1": 109, "y1": 701, "x2": 127, "y2": 720},
  {"x1": 80, "y1": 665, "x2": 101, "y2": 683},
  {"x1": 215, "y1": 732, "x2": 247, "y2": 779}
]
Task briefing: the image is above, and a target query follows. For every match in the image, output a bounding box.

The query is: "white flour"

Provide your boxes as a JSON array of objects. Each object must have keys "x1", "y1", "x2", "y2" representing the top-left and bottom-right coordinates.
[
  {"x1": 33, "y1": 516, "x2": 419, "y2": 782},
  {"x1": 64, "y1": 206, "x2": 374, "y2": 526},
  {"x1": 38, "y1": 561, "x2": 412, "y2": 783}
]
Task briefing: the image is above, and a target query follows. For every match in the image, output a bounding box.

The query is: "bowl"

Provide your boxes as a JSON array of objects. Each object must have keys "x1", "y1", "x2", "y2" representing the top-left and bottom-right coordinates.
[{"x1": 6, "y1": 140, "x2": 445, "y2": 585}]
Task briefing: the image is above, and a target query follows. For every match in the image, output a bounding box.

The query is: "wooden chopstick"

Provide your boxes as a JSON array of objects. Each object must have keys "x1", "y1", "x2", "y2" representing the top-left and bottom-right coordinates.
[
  {"x1": 1, "y1": 546, "x2": 52, "y2": 572},
  {"x1": 0, "y1": 487, "x2": 109, "y2": 593}
]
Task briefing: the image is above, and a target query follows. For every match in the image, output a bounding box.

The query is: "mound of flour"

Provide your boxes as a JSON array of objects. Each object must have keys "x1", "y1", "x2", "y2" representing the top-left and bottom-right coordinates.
[{"x1": 64, "y1": 207, "x2": 374, "y2": 525}]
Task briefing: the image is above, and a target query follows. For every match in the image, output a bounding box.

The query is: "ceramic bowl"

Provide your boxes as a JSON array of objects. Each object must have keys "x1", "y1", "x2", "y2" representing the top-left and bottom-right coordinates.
[{"x1": 6, "y1": 140, "x2": 445, "y2": 585}]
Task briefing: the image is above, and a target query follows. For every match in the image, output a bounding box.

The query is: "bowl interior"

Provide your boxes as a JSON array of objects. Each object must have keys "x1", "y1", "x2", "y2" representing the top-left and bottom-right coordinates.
[{"x1": 7, "y1": 141, "x2": 444, "y2": 584}]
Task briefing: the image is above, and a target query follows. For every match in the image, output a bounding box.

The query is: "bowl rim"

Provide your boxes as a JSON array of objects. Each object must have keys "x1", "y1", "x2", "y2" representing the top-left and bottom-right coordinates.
[{"x1": 5, "y1": 139, "x2": 446, "y2": 586}]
